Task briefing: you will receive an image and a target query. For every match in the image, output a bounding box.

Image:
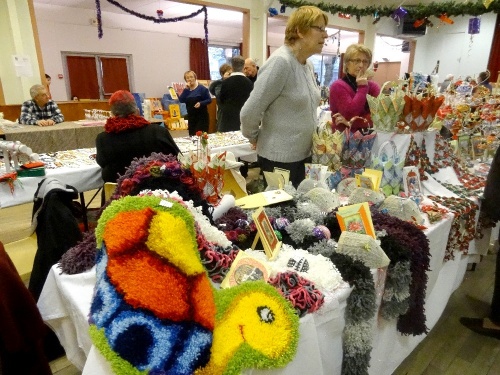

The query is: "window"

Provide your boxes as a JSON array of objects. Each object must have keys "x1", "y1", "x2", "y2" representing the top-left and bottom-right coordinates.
[
  {"x1": 310, "y1": 54, "x2": 340, "y2": 88},
  {"x1": 208, "y1": 45, "x2": 240, "y2": 80}
]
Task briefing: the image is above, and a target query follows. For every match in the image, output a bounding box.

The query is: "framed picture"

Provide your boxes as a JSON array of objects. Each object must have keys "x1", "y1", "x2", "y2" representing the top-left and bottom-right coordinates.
[
  {"x1": 471, "y1": 134, "x2": 486, "y2": 159},
  {"x1": 336, "y1": 202, "x2": 375, "y2": 238},
  {"x1": 251, "y1": 207, "x2": 281, "y2": 260},
  {"x1": 220, "y1": 251, "x2": 271, "y2": 289},
  {"x1": 169, "y1": 104, "x2": 181, "y2": 119},
  {"x1": 403, "y1": 166, "x2": 422, "y2": 197},
  {"x1": 457, "y1": 134, "x2": 470, "y2": 158}
]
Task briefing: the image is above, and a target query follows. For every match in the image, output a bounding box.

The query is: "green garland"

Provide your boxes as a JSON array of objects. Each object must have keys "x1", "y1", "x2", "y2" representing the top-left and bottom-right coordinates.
[{"x1": 279, "y1": 0, "x2": 500, "y2": 19}]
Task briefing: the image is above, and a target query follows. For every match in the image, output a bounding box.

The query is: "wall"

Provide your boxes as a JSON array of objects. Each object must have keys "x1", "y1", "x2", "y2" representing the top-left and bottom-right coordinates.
[
  {"x1": 412, "y1": 13, "x2": 496, "y2": 82},
  {"x1": 35, "y1": 4, "x2": 238, "y2": 100}
]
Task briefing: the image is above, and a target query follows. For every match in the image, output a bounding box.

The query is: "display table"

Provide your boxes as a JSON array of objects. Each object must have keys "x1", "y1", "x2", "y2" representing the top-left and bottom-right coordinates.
[
  {"x1": 0, "y1": 148, "x2": 102, "y2": 208},
  {"x1": 37, "y1": 214, "x2": 465, "y2": 375},
  {"x1": 0, "y1": 121, "x2": 104, "y2": 154}
]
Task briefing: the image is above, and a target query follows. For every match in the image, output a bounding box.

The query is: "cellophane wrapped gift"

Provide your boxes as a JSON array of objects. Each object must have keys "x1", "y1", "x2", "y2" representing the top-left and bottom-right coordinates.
[
  {"x1": 177, "y1": 131, "x2": 226, "y2": 204},
  {"x1": 312, "y1": 110, "x2": 344, "y2": 171},
  {"x1": 189, "y1": 153, "x2": 226, "y2": 205},
  {"x1": 397, "y1": 93, "x2": 445, "y2": 133},
  {"x1": 367, "y1": 82, "x2": 406, "y2": 132}
]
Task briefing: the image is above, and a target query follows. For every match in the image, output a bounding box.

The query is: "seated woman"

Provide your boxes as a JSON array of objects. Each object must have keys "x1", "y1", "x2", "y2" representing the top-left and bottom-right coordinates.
[
  {"x1": 329, "y1": 44, "x2": 380, "y2": 132},
  {"x1": 96, "y1": 90, "x2": 180, "y2": 182}
]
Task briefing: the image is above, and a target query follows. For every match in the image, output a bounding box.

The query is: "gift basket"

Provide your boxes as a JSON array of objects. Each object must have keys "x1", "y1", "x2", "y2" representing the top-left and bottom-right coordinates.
[
  {"x1": 367, "y1": 81, "x2": 406, "y2": 132},
  {"x1": 311, "y1": 110, "x2": 344, "y2": 172},
  {"x1": 396, "y1": 81, "x2": 445, "y2": 134}
]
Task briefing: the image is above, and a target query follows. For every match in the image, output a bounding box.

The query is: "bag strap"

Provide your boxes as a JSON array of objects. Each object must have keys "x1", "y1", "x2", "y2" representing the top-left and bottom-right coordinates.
[{"x1": 376, "y1": 139, "x2": 399, "y2": 160}]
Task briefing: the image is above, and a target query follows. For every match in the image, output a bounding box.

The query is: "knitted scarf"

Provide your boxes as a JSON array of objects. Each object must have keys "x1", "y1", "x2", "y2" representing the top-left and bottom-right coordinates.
[{"x1": 104, "y1": 114, "x2": 150, "y2": 134}]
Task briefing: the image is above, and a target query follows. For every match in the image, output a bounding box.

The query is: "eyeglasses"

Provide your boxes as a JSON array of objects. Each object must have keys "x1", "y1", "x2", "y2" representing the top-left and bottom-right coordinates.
[
  {"x1": 310, "y1": 25, "x2": 327, "y2": 33},
  {"x1": 350, "y1": 59, "x2": 370, "y2": 65}
]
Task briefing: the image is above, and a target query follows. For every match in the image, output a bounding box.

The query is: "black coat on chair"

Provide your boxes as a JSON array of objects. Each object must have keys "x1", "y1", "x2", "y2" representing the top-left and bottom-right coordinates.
[{"x1": 28, "y1": 178, "x2": 83, "y2": 302}]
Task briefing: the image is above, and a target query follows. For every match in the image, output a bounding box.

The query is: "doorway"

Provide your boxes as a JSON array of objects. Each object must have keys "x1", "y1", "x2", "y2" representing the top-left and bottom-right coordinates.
[{"x1": 62, "y1": 52, "x2": 133, "y2": 100}]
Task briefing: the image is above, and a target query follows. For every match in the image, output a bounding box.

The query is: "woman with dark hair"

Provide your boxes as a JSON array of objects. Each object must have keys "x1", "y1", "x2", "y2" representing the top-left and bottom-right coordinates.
[
  {"x1": 329, "y1": 43, "x2": 380, "y2": 132},
  {"x1": 179, "y1": 70, "x2": 212, "y2": 136},
  {"x1": 95, "y1": 90, "x2": 180, "y2": 182}
]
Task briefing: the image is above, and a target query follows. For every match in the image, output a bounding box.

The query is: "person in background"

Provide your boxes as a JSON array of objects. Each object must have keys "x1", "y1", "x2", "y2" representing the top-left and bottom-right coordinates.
[
  {"x1": 209, "y1": 63, "x2": 232, "y2": 130},
  {"x1": 96, "y1": 90, "x2": 180, "y2": 182},
  {"x1": 314, "y1": 72, "x2": 320, "y2": 86},
  {"x1": 19, "y1": 84, "x2": 64, "y2": 126},
  {"x1": 439, "y1": 74, "x2": 454, "y2": 93},
  {"x1": 478, "y1": 71, "x2": 493, "y2": 92},
  {"x1": 243, "y1": 58, "x2": 259, "y2": 83},
  {"x1": 218, "y1": 55, "x2": 253, "y2": 132},
  {"x1": 179, "y1": 70, "x2": 212, "y2": 136},
  {"x1": 460, "y1": 145, "x2": 500, "y2": 338},
  {"x1": 241, "y1": 5, "x2": 327, "y2": 188},
  {"x1": 44, "y1": 74, "x2": 52, "y2": 99},
  {"x1": 329, "y1": 43, "x2": 380, "y2": 132}
]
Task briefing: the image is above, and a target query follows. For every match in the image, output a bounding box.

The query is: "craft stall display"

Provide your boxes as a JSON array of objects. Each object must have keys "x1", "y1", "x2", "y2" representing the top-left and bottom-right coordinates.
[
  {"x1": 0, "y1": 148, "x2": 102, "y2": 208},
  {"x1": 36, "y1": 136, "x2": 470, "y2": 375},
  {"x1": 0, "y1": 140, "x2": 43, "y2": 191}
]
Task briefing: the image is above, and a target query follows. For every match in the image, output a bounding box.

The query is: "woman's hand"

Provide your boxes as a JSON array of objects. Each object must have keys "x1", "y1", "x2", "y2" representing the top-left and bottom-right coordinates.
[
  {"x1": 194, "y1": 102, "x2": 201, "y2": 108},
  {"x1": 356, "y1": 71, "x2": 368, "y2": 86}
]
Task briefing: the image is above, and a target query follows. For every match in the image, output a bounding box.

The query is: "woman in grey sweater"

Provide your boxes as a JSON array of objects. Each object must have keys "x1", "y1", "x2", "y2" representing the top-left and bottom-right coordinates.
[{"x1": 240, "y1": 5, "x2": 327, "y2": 187}]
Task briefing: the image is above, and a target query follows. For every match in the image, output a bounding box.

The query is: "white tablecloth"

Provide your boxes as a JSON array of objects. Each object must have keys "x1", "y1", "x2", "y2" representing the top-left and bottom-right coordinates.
[
  {"x1": 37, "y1": 214, "x2": 467, "y2": 375},
  {"x1": 0, "y1": 163, "x2": 103, "y2": 208}
]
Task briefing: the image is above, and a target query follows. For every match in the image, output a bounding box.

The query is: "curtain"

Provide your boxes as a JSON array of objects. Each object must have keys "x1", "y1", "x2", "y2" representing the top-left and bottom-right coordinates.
[
  {"x1": 189, "y1": 38, "x2": 210, "y2": 80},
  {"x1": 487, "y1": 13, "x2": 500, "y2": 83},
  {"x1": 66, "y1": 56, "x2": 99, "y2": 100}
]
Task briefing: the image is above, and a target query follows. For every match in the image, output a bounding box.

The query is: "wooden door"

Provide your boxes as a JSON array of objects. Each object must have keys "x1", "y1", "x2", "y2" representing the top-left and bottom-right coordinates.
[
  {"x1": 100, "y1": 57, "x2": 130, "y2": 99},
  {"x1": 66, "y1": 56, "x2": 99, "y2": 100}
]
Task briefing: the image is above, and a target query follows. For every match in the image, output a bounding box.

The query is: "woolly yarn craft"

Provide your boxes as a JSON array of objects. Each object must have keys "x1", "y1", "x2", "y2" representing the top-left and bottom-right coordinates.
[{"x1": 89, "y1": 195, "x2": 299, "y2": 375}]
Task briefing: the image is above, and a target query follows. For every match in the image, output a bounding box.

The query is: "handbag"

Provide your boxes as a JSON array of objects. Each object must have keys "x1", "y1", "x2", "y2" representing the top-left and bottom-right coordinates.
[
  {"x1": 370, "y1": 140, "x2": 404, "y2": 196},
  {"x1": 312, "y1": 112, "x2": 344, "y2": 172}
]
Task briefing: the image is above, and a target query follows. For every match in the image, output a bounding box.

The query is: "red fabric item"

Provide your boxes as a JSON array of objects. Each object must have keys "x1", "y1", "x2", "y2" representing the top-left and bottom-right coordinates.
[
  {"x1": 0, "y1": 242, "x2": 52, "y2": 375},
  {"x1": 104, "y1": 114, "x2": 150, "y2": 134}
]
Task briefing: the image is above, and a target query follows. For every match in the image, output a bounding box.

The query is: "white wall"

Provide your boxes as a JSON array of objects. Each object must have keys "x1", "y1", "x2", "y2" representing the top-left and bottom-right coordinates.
[
  {"x1": 412, "y1": 13, "x2": 496, "y2": 82},
  {"x1": 34, "y1": 3, "x2": 242, "y2": 100}
]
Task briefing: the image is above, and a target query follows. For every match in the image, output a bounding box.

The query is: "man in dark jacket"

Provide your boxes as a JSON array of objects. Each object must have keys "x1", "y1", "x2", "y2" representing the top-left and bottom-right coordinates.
[{"x1": 218, "y1": 56, "x2": 253, "y2": 132}]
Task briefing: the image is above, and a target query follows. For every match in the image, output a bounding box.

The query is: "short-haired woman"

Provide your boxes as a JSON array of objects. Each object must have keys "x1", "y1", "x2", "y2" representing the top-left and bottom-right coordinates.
[
  {"x1": 96, "y1": 90, "x2": 180, "y2": 182},
  {"x1": 329, "y1": 43, "x2": 380, "y2": 132},
  {"x1": 241, "y1": 6, "x2": 328, "y2": 187},
  {"x1": 179, "y1": 70, "x2": 212, "y2": 136}
]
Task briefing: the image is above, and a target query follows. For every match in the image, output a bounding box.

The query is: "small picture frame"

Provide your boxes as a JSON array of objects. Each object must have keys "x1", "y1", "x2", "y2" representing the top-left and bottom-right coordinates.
[
  {"x1": 471, "y1": 134, "x2": 486, "y2": 159},
  {"x1": 457, "y1": 134, "x2": 471, "y2": 158},
  {"x1": 220, "y1": 251, "x2": 271, "y2": 289},
  {"x1": 336, "y1": 202, "x2": 375, "y2": 239},
  {"x1": 168, "y1": 86, "x2": 178, "y2": 100},
  {"x1": 251, "y1": 207, "x2": 281, "y2": 260},
  {"x1": 403, "y1": 166, "x2": 422, "y2": 197},
  {"x1": 169, "y1": 104, "x2": 181, "y2": 119}
]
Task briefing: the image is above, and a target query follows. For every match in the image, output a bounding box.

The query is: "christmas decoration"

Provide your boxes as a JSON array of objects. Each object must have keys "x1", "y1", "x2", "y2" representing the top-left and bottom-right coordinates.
[
  {"x1": 468, "y1": 17, "x2": 481, "y2": 34},
  {"x1": 391, "y1": 6, "x2": 408, "y2": 24},
  {"x1": 95, "y1": 0, "x2": 209, "y2": 43},
  {"x1": 278, "y1": 0, "x2": 500, "y2": 20},
  {"x1": 269, "y1": 7, "x2": 278, "y2": 17}
]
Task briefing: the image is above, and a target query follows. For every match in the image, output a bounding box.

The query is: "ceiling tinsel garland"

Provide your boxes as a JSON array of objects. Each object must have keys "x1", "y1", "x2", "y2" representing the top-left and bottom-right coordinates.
[
  {"x1": 95, "y1": 0, "x2": 209, "y2": 43},
  {"x1": 278, "y1": 0, "x2": 500, "y2": 19}
]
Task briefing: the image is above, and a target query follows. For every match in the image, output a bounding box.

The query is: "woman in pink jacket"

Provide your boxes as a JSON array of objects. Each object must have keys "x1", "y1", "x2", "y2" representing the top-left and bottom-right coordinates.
[{"x1": 329, "y1": 44, "x2": 380, "y2": 132}]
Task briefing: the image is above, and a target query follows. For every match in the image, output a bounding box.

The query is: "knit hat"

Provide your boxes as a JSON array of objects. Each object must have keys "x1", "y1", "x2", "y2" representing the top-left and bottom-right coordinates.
[{"x1": 108, "y1": 90, "x2": 135, "y2": 106}]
